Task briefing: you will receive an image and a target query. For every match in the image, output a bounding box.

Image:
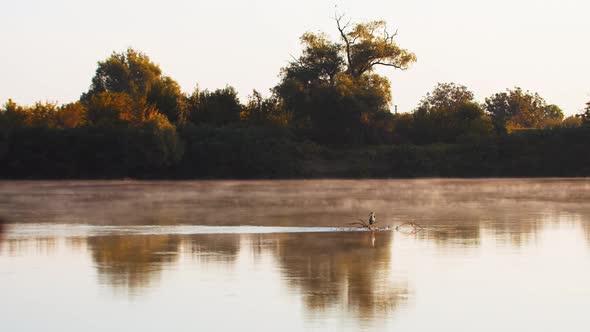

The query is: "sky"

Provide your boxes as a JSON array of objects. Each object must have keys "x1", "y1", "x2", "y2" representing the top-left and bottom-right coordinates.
[{"x1": 1, "y1": 0, "x2": 589, "y2": 115}]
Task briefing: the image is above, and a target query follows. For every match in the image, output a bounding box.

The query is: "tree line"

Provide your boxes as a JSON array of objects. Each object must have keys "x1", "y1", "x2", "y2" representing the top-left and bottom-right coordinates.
[{"x1": 1, "y1": 17, "x2": 589, "y2": 178}]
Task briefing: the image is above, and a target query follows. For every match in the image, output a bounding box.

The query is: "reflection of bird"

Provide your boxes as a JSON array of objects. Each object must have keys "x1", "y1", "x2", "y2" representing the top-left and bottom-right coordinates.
[{"x1": 369, "y1": 212, "x2": 376, "y2": 226}]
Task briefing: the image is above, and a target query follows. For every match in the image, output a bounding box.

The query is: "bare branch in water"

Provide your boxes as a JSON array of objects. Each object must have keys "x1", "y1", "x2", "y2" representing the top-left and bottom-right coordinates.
[
  {"x1": 346, "y1": 218, "x2": 424, "y2": 233},
  {"x1": 348, "y1": 219, "x2": 377, "y2": 230}
]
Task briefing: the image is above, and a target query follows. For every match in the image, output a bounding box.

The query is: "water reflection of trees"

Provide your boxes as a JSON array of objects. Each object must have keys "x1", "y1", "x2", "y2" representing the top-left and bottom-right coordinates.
[
  {"x1": 83, "y1": 233, "x2": 244, "y2": 294},
  {"x1": 0, "y1": 217, "x2": 5, "y2": 244},
  {"x1": 419, "y1": 225, "x2": 481, "y2": 247},
  {"x1": 266, "y1": 232, "x2": 408, "y2": 319},
  {"x1": 0, "y1": 237, "x2": 58, "y2": 256},
  {"x1": 78, "y1": 219, "x2": 580, "y2": 316},
  {"x1": 80, "y1": 231, "x2": 409, "y2": 319},
  {"x1": 4, "y1": 217, "x2": 588, "y2": 328},
  {"x1": 86, "y1": 235, "x2": 180, "y2": 292},
  {"x1": 184, "y1": 234, "x2": 241, "y2": 264}
]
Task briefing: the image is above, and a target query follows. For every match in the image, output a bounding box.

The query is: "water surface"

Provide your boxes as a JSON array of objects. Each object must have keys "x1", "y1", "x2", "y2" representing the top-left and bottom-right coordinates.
[{"x1": 1, "y1": 179, "x2": 589, "y2": 331}]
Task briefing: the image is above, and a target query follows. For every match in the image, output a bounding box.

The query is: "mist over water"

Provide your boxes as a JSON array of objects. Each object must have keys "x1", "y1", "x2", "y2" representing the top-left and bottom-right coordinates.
[
  {"x1": 3, "y1": 178, "x2": 590, "y2": 227},
  {"x1": 1, "y1": 179, "x2": 589, "y2": 331}
]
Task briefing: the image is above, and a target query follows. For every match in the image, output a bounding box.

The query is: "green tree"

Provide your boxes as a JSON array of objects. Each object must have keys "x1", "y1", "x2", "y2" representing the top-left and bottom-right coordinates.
[
  {"x1": 147, "y1": 76, "x2": 187, "y2": 124},
  {"x1": 55, "y1": 102, "x2": 87, "y2": 128},
  {"x1": 0, "y1": 99, "x2": 28, "y2": 129},
  {"x1": 407, "y1": 84, "x2": 492, "y2": 144},
  {"x1": 137, "y1": 112, "x2": 184, "y2": 167},
  {"x1": 185, "y1": 87, "x2": 200, "y2": 118},
  {"x1": 1, "y1": 100, "x2": 87, "y2": 129},
  {"x1": 275, "y1": 15, "x2": 416, "y2": 144},
  {"x1": 188, "y1": 87, "x2": 242, "y2": 126},
  {"x1": 82, "y1": 48, "x2": 187, "y2": 125},
  {"x1": 335, "y1": 16, "x2": 416, "y2": 77},
  {"x1": 22, "y1": 102, "x2": 59, "y2": 128},
  {"x1": 86, "y1": 92, "x2": 134, "y2": 126},
  {"x1": 411, "y1": 101, "x2": 492, "y2": 144},
  {"x1": 86, "y1": 92, "x2": 162, "y2": 127},
  {"x1": 541, "y1": 104, "x2": 565, "y2": 128},
  {"x1": 274, "y1": 32, "x2": 345, "y2": 128},
  {"x1": 418, "y1": 82, "x2": 475, "y2": 110},
  {"x1": 485, "y1": 87, "x2": 563, "y2": 133},
  {"x1": 82, "y1": 48, "x2": 162, "y2": 101},
  {"x1": 562, "y1": 115, "x2": 582, "y2": 128},
  {"x1": 242, "y1": 90, "x2": 290, "y2": 126}
]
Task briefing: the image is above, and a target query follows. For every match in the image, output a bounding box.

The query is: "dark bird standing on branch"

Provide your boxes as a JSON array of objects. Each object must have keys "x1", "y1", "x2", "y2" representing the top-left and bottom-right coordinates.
[
  {"x1": 349, "y1": 211, "x2": 377, "y2": 229},
  {"x1": 369, "y1": 212, "x2": 376, "y2": 226}
]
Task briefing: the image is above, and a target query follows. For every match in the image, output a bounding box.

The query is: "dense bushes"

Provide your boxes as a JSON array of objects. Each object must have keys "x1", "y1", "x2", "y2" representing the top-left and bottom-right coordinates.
[
  {"x1": 1, "y1": 124, "x2": 588, "y2": 179},
  {"x1": 0, "y1": 125, "x2": 303, "y2": 179},
  {"x1": 0, "y1": 125, "x2": 182, "y2": 178},
  {"x1": 303, "y1": 128, "x2": 590, "y2": 178},
  {"x1": 176, "y1": 125, "x2": 303, "y2": 178}
]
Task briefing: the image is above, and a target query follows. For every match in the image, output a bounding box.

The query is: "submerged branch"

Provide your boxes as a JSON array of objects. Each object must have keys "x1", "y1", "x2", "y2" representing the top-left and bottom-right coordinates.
[
  {"x1": 346, "y1": 218, "x2": 424, "y2": 233},
  {"x1": 348, "y1": 219, "x2": 377, "y2": 230}
]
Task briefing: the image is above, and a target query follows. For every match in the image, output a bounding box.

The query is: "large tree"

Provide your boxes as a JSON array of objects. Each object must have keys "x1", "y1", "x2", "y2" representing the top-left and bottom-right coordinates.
[
  {"x1": 484, "y1": 87, "x2": 564, "y2": 133},
  {"x1": 336, "y1": 16, "x2": 416, "y2": 77},
  {"x1": 562, "y1": 115, "x2": 582, "y2": 128},
  {"x1": 275, "y1": 15, "x2": 416, "y2": 144},
  {"x1": 418, "y1": 82, "x2": 475, "y2": 111},
  {"x1": 410, "y1": 83, "x2": 492, "y2": 144},
  {"x1": 242, "y1": 90, "x2": 290, "y2": 126},
  {"x1": 82, "y1": 48, "x2": 162, "y2": 100},
  {"x1": 82, "y1": 48, "x2": 186, "y2": 124},
  {"x1": 147, "y1": 77, "x2": 187, "y2": 124},
  {"x1": 188, "y1": 87, "x2": 242, "y2": 126}
]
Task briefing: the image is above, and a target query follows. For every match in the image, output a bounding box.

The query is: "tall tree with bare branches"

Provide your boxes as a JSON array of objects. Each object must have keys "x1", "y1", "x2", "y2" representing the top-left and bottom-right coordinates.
[
  {"x1": 335, "y1": 15, "x2": 416, "y2": 77},
  {"x1": 275, "y1": 15, "x2": 416, "y2": 144}
]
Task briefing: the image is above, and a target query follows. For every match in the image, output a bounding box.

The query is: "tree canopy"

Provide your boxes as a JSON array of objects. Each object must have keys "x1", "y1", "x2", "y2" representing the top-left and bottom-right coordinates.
[
  {"x1": 417, "y1": 83, "x2": 475, "y2": 111},
  {"x1": 336, "y1": 17, "x2": 416, "y2": 77},
  {"x1": 82, "y1": 48, "x2": 186, "y2": 125},
  {"x1": 188, "y1": 87, "x2": 242, "y2": 126},
  {"x1": 274, "y1": 16, "x2": 416, "y2": 144},
  {"x1": 83, "y1": 48, "x2": 162, "y2": 101},
  {"x1": 485, "y1": 87, "x2": 564, "y2": 132},
  {"x1": 147, "y1": 77, "x2": 187, "y2": 124},
  {"x1": 241, "y1": 90, "x2": 290, "y2": 127},
  {"x1": 407, "y1": 83, "x2": 492, "y2": 144}
]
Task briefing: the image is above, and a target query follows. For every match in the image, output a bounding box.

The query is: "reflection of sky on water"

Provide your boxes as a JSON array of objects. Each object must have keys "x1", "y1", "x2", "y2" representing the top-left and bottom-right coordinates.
[
  {"x1": 1, "y1": 218, "x2": 589, "y2": 331},
  {"x1": 1, "y1": 179, "x2": 590, "y2": 331}
]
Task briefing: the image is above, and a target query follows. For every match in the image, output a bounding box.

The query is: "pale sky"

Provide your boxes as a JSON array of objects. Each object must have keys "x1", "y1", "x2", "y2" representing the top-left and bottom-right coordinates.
[{"x1": 1, "y1": 0, "x2": 589, "y2": 115}]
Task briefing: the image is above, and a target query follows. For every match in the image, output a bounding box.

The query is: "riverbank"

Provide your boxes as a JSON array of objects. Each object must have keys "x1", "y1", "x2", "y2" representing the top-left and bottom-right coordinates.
[{"x1": 1, "y1": 126, "x2": 588, "y2": 179}]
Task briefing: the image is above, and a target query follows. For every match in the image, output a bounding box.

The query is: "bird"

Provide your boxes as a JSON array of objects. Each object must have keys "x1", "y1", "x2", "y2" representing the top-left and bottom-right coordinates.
[{"x1": 369, "y1": 212, "x2": 376, "y2": 226}]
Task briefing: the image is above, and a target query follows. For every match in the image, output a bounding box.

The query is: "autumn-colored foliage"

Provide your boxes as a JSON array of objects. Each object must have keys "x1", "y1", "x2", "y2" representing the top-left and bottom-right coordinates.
[{"x1": 0, "y1": 16, "x2": 587, "y2": 179}]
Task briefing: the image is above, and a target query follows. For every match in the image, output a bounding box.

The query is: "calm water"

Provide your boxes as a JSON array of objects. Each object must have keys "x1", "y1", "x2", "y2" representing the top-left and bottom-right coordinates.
[{"x1": 1, "y1": 179, "x2": 589, "y2": 331}]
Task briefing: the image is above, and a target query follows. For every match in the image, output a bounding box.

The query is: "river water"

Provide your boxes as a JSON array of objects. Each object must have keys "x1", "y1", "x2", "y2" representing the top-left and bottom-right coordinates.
[{"x1": 1, "y1": 179, "x2": 589, "y2": 331}]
